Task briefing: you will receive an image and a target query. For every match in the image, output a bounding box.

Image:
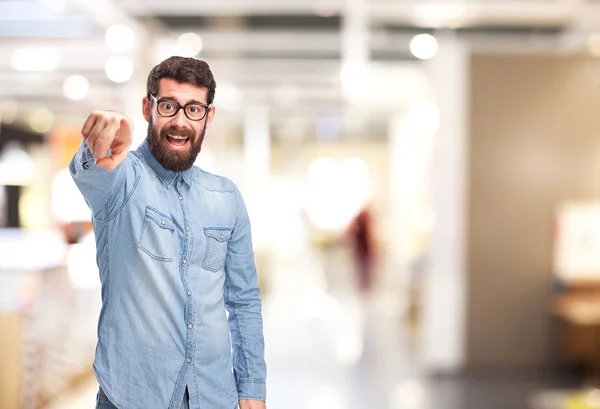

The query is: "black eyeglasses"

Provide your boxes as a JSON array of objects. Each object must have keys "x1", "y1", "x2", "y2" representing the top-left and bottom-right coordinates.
[{"x1": 149, "y1": 94, "x2": 211, "y2": 121}]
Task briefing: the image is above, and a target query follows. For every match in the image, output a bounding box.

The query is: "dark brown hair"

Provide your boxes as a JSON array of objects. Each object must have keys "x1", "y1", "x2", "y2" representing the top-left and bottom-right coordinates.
[{"x1": 146, "y1": 56, "x2": 216, "y2": 104}]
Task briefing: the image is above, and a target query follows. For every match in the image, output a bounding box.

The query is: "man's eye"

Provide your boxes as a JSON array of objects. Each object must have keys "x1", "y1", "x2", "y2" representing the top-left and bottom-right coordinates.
[
  {"x1": 163, "y1": 103, "x2": 174, "y2": 110},
  {"x1": 189, "y1": 106, "x2": 199, "y2": 113}
]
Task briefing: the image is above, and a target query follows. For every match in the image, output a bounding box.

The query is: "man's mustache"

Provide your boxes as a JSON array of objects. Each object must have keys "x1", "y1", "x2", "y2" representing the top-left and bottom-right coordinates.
[{"x1": 161, "y1": 126, "x2": 194, "y2": 139}]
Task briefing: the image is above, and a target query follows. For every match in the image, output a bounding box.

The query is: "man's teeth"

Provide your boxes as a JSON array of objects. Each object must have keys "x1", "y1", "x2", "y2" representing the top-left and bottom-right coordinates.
[{"x1": 168, "y1": 134, "x2": 188, "y2": 140}]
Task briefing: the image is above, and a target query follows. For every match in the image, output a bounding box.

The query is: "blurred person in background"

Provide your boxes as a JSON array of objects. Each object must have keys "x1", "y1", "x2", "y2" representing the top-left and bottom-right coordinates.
[
  {"x1": 69, "y1": 56, "x2": 267, "y2": 409},
  {"x1": 346, "y1": 205, "x2": 376, "y2": 293}
]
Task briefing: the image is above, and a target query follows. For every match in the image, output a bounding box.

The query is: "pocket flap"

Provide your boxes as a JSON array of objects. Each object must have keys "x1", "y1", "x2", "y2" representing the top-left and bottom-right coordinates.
[
  {"x1": 204, "y1": 228, "x2": 232, "y2": 242},
  {"x1": 145, "y1": 206, "x2": 175, "y2": 230}
]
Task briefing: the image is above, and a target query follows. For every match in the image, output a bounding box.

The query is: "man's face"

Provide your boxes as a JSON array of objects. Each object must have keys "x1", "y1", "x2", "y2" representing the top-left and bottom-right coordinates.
[{"x1": 142, "y1": 78, "x2": 215, "y2": 172}]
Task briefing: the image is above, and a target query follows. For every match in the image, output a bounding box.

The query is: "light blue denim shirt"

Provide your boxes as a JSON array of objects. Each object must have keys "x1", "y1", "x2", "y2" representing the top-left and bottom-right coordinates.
[{"x1": 69, "y1": 139, "x2": 267, "y2": 409}]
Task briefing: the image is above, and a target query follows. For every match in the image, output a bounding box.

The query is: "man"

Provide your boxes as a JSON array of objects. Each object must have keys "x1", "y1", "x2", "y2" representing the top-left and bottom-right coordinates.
[{"x1": 70, "y1": 56, "x2": 267, "y2": 409}]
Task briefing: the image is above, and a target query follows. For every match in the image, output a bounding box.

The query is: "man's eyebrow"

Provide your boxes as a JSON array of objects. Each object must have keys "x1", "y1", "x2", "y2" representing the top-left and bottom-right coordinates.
[{"x1": 158, "y1": 95, "x2": 207, "y2": 105}]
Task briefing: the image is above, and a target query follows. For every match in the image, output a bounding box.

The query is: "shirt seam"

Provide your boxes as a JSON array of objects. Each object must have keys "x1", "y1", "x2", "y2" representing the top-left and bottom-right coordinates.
[
  {"x1": 196, "y1": 183, "x2": 235, "y2": 193},
  {"x1": 232, "y1": 186, "x2": 251, "y2": 379},
  {"x1": 103, "y1": 169, "x2": 143, "y2": 223},
  {"x1": 225, "y1": 278, "x2": 251, "y2": 380},
  {"x1": 104, "y1": 212, "x2": 112, "y2": 322}
]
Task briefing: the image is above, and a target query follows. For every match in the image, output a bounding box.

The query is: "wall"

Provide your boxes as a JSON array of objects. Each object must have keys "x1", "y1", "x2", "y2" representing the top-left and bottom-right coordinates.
[{"x1": 467, "y1": 53, "x2": 600, "y2": 369}]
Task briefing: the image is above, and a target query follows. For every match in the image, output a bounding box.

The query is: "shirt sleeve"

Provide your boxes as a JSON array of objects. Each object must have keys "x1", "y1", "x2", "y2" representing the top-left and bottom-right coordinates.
[
  {"x1": 224, "y1": 183, "x2": 267, "y2": 401},
  {"x1": 69, "y1": 139, "x2": 138, "y2": 221}
]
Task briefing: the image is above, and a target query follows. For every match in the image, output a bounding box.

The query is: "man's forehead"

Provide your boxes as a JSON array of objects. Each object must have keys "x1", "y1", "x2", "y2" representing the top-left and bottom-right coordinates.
[{"x1": 157, "y1": 79, "x2": 208, "y2": 101}]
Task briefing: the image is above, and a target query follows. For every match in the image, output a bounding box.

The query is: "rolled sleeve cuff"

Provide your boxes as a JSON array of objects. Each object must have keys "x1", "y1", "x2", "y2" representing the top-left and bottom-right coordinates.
[
  {"x1": 237, "y1": 380, "x2": 266, "y2": 401},
  {"x1": 71, "y1": 140, "x2": 96, "y2": 176}
]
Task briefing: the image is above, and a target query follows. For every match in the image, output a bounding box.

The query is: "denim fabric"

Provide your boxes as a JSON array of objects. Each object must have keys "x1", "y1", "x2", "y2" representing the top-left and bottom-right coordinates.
[
  {"x1": 96, "y1": 388, "x2": 191, "y2": 409},
  {"x1": 71, "y1": 139, "x2": 266, "y2": 409}
]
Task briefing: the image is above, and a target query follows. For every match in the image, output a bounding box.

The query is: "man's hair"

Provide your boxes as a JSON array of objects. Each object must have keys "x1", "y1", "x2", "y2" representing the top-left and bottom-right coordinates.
[{"x1": 146, "y1": 56, "x2": 217, "y2": 104}]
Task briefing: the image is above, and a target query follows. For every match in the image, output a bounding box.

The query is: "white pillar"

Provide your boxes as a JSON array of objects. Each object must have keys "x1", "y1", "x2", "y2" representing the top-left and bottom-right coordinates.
[
  {"x1": 340, "y1": 0, "x2": 370, "y2": 100},
  {"x1": 128, "y1": 27, "x2": 154, "y2": 150},
  {"x1": 388, "y1": 110, "x2": 426, "y2": 278},
  {"x1": 420, "y1": 33, "x2": 469, "y2": 372},
  {"x1": 341, "y1": 0, "x2": 369, "y2": 64},
  {"x1": 242, "y1": 106, "x2": 270, "y2": 249},
  {"x1": 243, "y1": 106, "x2": 270, "y2": 191}
]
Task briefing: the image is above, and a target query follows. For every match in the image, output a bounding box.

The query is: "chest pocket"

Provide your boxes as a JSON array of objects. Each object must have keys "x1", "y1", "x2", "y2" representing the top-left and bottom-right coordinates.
[
  {"x1": 138, "y1": 206, "x2": 174, "y2": 261},
  {"x1": 202, "y1": 228, "x2": 232, "y2": 272}
]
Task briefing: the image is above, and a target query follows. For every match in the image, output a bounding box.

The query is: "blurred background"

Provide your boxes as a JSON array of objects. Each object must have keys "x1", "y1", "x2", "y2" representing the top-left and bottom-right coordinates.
[{"x1": 4, "y1": 0, "x2": 600, "y2": 408}]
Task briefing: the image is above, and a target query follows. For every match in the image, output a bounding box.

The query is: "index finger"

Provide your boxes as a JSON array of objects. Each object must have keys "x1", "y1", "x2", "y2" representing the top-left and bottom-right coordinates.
[{"x1": 81, "y1": 113, "x2": 99, "y2": 140}]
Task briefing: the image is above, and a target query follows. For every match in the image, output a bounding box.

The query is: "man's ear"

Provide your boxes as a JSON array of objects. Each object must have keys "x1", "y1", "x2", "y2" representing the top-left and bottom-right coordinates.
[
  {"x1": 205, "y1": 106, "x2": 216, "y2": 127},
  {"x1": 142, "y1": 96, "x2": 151, "y2": 122}
]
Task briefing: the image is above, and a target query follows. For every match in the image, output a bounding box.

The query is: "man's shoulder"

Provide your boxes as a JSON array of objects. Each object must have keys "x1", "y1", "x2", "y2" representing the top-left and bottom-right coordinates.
[{"x1": 192, "y1": 166, "x2": 236, "y2": 193}]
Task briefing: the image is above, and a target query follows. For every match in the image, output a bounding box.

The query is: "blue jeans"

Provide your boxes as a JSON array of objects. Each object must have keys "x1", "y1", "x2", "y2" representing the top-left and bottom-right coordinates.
[{"x1": 96, "y1": 387, "x2": 190, "y2": 409}]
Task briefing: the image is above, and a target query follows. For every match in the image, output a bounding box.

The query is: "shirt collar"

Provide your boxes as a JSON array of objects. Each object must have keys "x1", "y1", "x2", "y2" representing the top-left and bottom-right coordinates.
[{"x1": 138, "y1": 139, "x2": 194, "y2": 188}]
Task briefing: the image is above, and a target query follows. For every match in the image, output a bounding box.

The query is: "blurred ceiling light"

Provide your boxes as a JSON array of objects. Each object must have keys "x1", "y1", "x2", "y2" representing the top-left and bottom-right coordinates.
[
  {"x1": 29, "y1": 108, "x2": 54, "y2": 133},
  {"x1": 11, "y1": 47, "x2": 60, "y2": 72},
  {"x1": 105, "y1": 24, "x2": 135, "y2": 52},
  {"x1": 176, "y1": 33, "x2": 203, "y2": 57},
  {"x1": 408, "y1": 99, "x2": 440, "y2": 136},
  {"x1": 63, "y1": 75, "x2": 90, "y2": 101},
  {"x1": 588, "y1": 34, "x2": 600, "y2": 57},
  {"x1": 0, "y1": 141, "x2": 34, "y2": 186},
  {"x1": 105, "y1": 56, "x2": 134, "y2": 83},
  {"x1": 0, "y1": 100, "x2": 18, "y2": 124},
  {"x1": 409, "y1": 34, "x2": 439, "y2": 60}
]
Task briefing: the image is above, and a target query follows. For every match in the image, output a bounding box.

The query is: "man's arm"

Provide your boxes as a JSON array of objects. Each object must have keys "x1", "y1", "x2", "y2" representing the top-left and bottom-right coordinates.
[
  {"x1": 69, "y1": 111, "x2": 134, "y2": 219},
  {"x1": 224, "y1": 184, "x2": 267, "y2": 407}
]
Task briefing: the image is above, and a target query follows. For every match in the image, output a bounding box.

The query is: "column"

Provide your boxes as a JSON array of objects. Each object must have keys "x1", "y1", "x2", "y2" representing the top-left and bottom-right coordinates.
[{"x1": 420, "y1": 33, "x2": 469, "y2": 372}]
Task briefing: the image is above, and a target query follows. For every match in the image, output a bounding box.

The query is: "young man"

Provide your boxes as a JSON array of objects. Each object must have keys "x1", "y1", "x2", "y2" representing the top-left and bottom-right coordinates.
[{"x1": 70, "y1": 56, "x2": 267, "y2": 409}]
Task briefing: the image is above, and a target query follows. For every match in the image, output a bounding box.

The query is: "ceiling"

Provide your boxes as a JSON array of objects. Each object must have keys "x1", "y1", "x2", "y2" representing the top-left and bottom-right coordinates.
[{"x1": 1, "y1": 0, "x2": 600, "y2": 141}]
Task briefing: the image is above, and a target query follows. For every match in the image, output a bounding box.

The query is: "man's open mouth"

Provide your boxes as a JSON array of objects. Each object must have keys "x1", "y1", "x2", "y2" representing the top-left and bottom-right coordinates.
[{"x1": 166, "y1": 134, "x2": 190, "y2": 147}]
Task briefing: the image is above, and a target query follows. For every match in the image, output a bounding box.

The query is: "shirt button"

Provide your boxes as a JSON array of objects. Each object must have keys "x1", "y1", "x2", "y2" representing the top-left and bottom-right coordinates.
[
  {"x1": 188, "y1": 323, "x2": 193, "y2": 329},
  {"x1": 182, "y1": 259, "x2": 187, "y2": 265},
  {"x1": 186, "y1": 226, "x2": 190, "y2": 231},
  {"x1": 187, "y1": 291, "x2": 192, "y2": 296},
  {"x1": 186, "y1": 358, "x2": 192, "y2": 363},
  {"x1": 161, "y1": 221, "x2": 166, "y2": 225},
  {"x1": 178, "y1": 195, "x2": 183, "y2": 200},
  {"x1": 220, "y1": 235, "x2": 224, "y2": 240}
]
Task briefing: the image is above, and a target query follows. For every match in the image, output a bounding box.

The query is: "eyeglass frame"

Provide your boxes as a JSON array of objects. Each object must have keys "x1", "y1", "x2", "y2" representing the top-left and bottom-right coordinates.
[{"x1": 149, "y1": 94, "x2": 212, "y2": 121}]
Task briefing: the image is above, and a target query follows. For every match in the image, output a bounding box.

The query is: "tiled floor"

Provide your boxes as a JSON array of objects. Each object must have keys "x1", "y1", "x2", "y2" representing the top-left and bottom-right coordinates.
[{"x1": 48, "y1": 248, "x2": 581, "y2": 409}]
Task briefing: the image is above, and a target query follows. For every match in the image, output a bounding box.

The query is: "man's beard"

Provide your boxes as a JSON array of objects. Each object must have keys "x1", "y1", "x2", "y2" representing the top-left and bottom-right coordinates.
[{"x1": 147, "y1": 119, "x2": 206, "y2": 172}]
